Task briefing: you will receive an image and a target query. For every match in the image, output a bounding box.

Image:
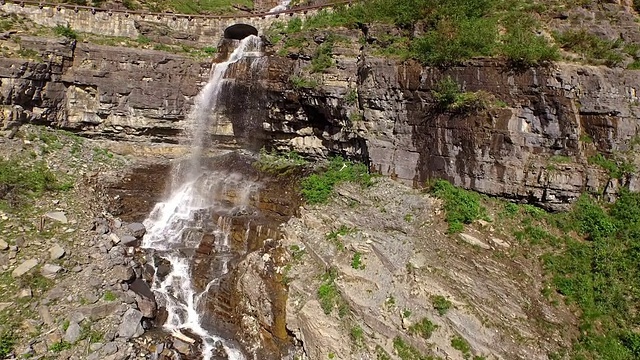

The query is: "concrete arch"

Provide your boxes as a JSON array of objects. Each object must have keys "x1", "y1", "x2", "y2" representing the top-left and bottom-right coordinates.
[{"x1": 223, "y1": 23, "x2": 258, "y2": 40}]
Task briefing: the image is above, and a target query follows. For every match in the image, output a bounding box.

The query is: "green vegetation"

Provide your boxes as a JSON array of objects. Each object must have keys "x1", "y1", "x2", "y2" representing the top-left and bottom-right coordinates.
[
  {"x1": 254, "y1": 148, "x2": 307, "y2": 175},
  {"x1": 350, "y1": 325, "x2": 364, "y2": 347},
  {"x1": 392, "y1": 336, "x2": 434, "y2": 360},
  {"x1": 351, "y1": 251, "x2": 365, "y2": 270},
  {"x1": 376, "y1": 345, "x2": 392, "y2": 360},
  {"x1": 541, "y1": 191, "x2": 640, "y2": 359},
  {"x1": 290, "y1": 75, "x2": 319, "y2": 89},
  {"x1": 408, "y1": 318, "x2": 438, "y2": 339},
  {"x1": 103, "y1": 290, "x2": 117, "y2": 302},
  {"x1": 49, "y1": 340, "x2": 72, "y2": 352},
  {"x1": 298, "y1": 0, "x2": 558, "y2": 67},
  {"x1": 429, "y1": 179, "x2": 486, "y2": 233},
  {"x1": 311, "y1": 39, "x2": 334, "y2": 73},
  {"x1": 301, "y1": 157, "x2": 372, "y2": 204},
  {"x1": 54, "y1": 24, "x2": 77, "y2": 40},
  {"x1": 451, "y1": 336, "x2": 472, "y2": 358},
  {"x1": 144, "y1": 0, "x2": 252, "y2": 14},
  {"x1": 431, "y1": 295, "x2": 452, "y2": 315},
  {"x1": 0, "y1": 331, "x2": 15, "y2": 358},
  {"x1": 0, "y1": 159, "x2": 72, "y2": 209},
  {"x1": 80, "y1": 322, "x2": 102, "y2": 343},
  {"x1": 553, "y1": 29, "x2": 628, "y2": 67},
  {"x1": 326, "y1": 225, "x2": 356, "y2": 251},
  {"x1": 431, "y1": 77, "x2": 492, "y2": 112},
  {"x1": 317, "y1": 268, "x2": 340, "y2": 315},
  {"x1": 345, "y1": 88, "x2": 358, "y2": 105},
  {"x1": 588, "y1": 153, "x2": 635, "y2": 180}
]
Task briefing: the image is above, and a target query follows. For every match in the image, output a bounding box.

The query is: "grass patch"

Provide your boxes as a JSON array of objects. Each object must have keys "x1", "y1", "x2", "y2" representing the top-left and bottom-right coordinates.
[
  {"x1": 49, "y1": 340, "x2": 72, "y2": 352},
  {"x1": 431, "y1": 77, "x2": 492, "y2": 112},
  {"x1": 431, "y1": 295, "x2": 452, "y2": 315},
  {"x1": 588, "y1": 153, "x2": 635, "y2": 180},
  {"x1": 350, "y1": 251, "x2": 365, "y2": 270},
  {"x1": 326, "y1": 225, "x2": 356, "y2": 251},
  {"x1": 0, "y1": 331, "x2": 15, "y2": 358},
  {"x1": 408, "y1": 318, "x2": 438, "y2": 340},
  {"x1": 290, "y1": 75, "x2": 319, "y2": 89},
  {"x1": 301, "y1": 157, "x2": 372, "y2": 204},
  {"x1": 310, "y1": 39, "x2": 334, "y2": 73},
  {"x1": 103, "y1": 290, "x2": 117, "y2": 302},
  {"x1": 429, "y1": 179, "x2": 486, "y2": 233},
  {"x1": 451, "y1": 335, "x2": 472, "y2": 358},
  {"x1": 350, "y1": 325, "x2": 364, "y2": 347},
  {"x1": 254, "y1": 148, "x2": 307, "y2": 175},
  {"x1": 300, "y1": 0, "x2": 558, "y2": 67},
  {"x1": 53, "y1": 24, "x2": 77, "y2": 40},
  {"x1": 554, "y1": 29, "x2": 625, "y2": 66},
  {"x1": 392, "y1": 336, "x2": 432, "y2": 360},
  {"x1": 317, "y1": 268, "x2": 340, "y2": 315}
]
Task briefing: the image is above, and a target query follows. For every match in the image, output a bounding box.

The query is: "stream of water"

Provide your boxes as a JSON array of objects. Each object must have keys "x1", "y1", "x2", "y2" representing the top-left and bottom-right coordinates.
[{"x1": 141, "y1": 35, "x2": 262, "y2": 360}]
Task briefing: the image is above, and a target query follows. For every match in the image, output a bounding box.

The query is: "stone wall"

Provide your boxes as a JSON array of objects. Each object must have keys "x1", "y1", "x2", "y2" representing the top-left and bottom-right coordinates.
[{"x1": 0, "y1": 2, "x2": 312, "y2": 45}]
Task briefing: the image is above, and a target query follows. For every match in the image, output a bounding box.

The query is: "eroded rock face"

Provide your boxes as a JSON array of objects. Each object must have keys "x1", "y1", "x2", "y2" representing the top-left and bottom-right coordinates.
[{"x1": 2, "y1": 31, "x2": 639, "y2": 210}]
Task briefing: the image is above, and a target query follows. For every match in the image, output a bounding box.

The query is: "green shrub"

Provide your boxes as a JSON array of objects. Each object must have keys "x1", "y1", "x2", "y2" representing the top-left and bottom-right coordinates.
[
  {"x1": 501, "y1": 18, "x2": 559, "y2": 67},
  {"x1": 392, "y1": 336, "x2": 430, "y2": 360},
  {"x1": 254, "y1": 149, "x2": 306, "y2": 174},
  {"x1": 54, "y1": 24, "x2": 77, "y2": 40},
  {"x1": 0, "y1": 160, "x2": 68, "y2": 197},
  {"x1": 290, "y1": 76, "x2": 318, "y2": 89},
  {"x1": 0, "y1": 331, "x2": 14, "y2": 358},
  {"x1": 49, "y1": 340, "x2": 72, "y2": 352},
  {"x1": 350, "y1": 325, "x2": 364, "y2": 346},
  {"x1": 408, "y1": 318, "x2": 438, "y2": 339},
  {"x1": 431, "y1": 77, "x2": 490, "y2": 112},
  {"x1": 588, "y1": 153, "x2": 635, "y2": 180},
  {"x1": 430, "y1": 179, "x2": 486, "y2": 233},
  {"x1": 301, "y1": 157, "x2": 372, "y2": 204},
  {"x1": 431, "y1": 295, "x2": 452, "y2": 315},
  {"x1": 554, "y1": 29, "x2": 624, "y2": 66},
  {"x1": 351, "y1": 252, "x2": 365, "y2": 270},
  {"x1": 103, "y1": 290, "x2": 117, "y2": 302},
  {"x1": 451, "y1": 335, "x2": 472, "y2": 357},
  {"x1": 311, "y1": 41, "x2": 334, "y2": 73},
  {"x1": 317, "y1": 268, "x2": 340, "y2": 315}
]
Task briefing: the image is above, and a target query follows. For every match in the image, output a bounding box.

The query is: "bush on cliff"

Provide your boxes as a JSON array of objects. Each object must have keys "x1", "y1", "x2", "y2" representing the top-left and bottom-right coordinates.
[{"x1": 301, "y1": 157, "x2": 372, "y2": 204}]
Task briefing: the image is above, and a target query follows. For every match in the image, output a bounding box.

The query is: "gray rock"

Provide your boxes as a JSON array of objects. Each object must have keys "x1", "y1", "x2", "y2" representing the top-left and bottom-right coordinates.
[
  {"x1": 173, "y1": 338, "x2": 191, "y2": 355},
  {"x1": 42, "y1": 264, "x2": 63, "y2": 278},
  {"x1": 109, "y1": 233, "x2": 121, "y2": 245},
  {"x1": 0, "y1": 302, "x2": 12, "y2": 311},
  {"x1": 90, "y1": 342, "x2": 104, "y2": 352},
  {"x1": 127, "y1": 223, "x2": 146, "y2": 238},
  {"x1": 38, "y1": 305, "x2": 54, "y2": 326},
  {"x1": 113, "y1": 265, "x2": 135, "y2": 283},
  {"x1": 135, "y1": 293, "x2": 157, "y2": 319},
  {"x1": 120, "y1": 236, "x2": 139, "y2": 247},
  {"x1": 79, "y1": 302, "x2": 120, "y2": 320},
  {"x1": 117, "y1": 308, "x2": 143, "y2": 339},
  {"x1": 101, "y1": 342, "x2": 118, "y2": 356},
  {"x1": 18, "y1": 288, "x2": 32, "y2": 298},
  {"x1": 49, "y1": 244, "x2": 66, "y2": 260},
  {"x1": 64, "y1": 322, "x2": 81, "y2": 343},
  {"x1": 459, "y1": 233, "x2": 491, "y2": 250},
  {"x1": 0, "y1": 239, "x2": 8, "y2": 250},
  {"x1": 70, "y1": 312, "x2": 86, "y2": 324},
  {"x1": 12, "y1": 259, "x2": 38, "y2": 277},
  {"x1": 45, "y1": 211, "x2": 68, "y2": 224}
]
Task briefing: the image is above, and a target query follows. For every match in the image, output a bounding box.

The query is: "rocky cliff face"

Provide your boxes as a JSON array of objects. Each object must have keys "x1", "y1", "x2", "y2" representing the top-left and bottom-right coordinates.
[
  {"x1": 226, "y1": 34, "x2": 640, "y2": 210},
  {"x1": 2, "y1": 29, "x2": 639, "y2": 209}
]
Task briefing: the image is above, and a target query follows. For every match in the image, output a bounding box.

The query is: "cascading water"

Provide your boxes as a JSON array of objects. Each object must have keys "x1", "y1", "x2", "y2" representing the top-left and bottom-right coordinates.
[
  {"x1": 141, "y1": 35, "x2": 261, "y2": 360},
  {"x1": 269, "y1": 0, "x2": 291, "y2": 13}
]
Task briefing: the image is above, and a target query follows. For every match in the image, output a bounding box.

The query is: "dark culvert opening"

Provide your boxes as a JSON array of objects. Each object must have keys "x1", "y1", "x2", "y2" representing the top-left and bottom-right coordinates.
[{"x1": 223, "y1": 24, "x2": 259, "y2": 40}]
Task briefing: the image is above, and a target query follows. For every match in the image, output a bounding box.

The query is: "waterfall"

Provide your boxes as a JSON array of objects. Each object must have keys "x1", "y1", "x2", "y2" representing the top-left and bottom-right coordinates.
[
  {"x1": 141, "y1": 35, "x2": 261, "y2": 360},
  {"x1": 269, "y1": 0, "x2": 291, "y2": 13}
]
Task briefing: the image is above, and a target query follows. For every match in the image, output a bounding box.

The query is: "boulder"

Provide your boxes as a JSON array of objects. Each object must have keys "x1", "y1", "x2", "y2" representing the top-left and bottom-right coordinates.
[
  {"x1": 0, "y1": 239, "x2": 8, "y2": 250},
  {"x1": 41, "y1": 264, "x2": 63, "y2": 279},
  {"x1": 121, "y1": 236, "x2": 140, "y2": 247},
  {"x1": 127, "y1": 223, "x2": 146, "y2": 238},
  {"x1": 113, "y1": 265, "x2": 136, "y2": 283},
  {"x1": 45, "y1": 212, "x2": 67, "y2": 224},
  {"x1": 117, "y1": 308, "x2": 144, "y2": 339},
  {"x1": 12, "y1": 259, "x2": 38, "y2": 277},
  {"x1": 49, "y1": 244, "x2": 65, "y2": 260},
  {"x1": 64, "y1": 322, "x2": 81, "y2": 343}
]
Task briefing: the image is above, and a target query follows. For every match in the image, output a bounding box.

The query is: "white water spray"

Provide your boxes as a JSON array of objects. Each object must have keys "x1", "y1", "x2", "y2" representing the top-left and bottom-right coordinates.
[
  {"x1": 269, "y1": 0, "x2": 291, "y2": 13},
  {"x1": 142, "y1": 35, "x2": 261, "y2": 360}
]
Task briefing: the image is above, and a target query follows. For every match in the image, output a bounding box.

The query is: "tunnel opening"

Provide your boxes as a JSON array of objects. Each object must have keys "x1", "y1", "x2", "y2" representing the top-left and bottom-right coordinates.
[{"x1": 224, "y1": 24, "x2": 259, "y2": 40}]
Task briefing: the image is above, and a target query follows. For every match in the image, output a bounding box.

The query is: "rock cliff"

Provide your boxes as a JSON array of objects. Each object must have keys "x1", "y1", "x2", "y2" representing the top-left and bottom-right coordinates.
[{"x1": 2, "y1": 26, "x2": 639, "y2": 210}]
